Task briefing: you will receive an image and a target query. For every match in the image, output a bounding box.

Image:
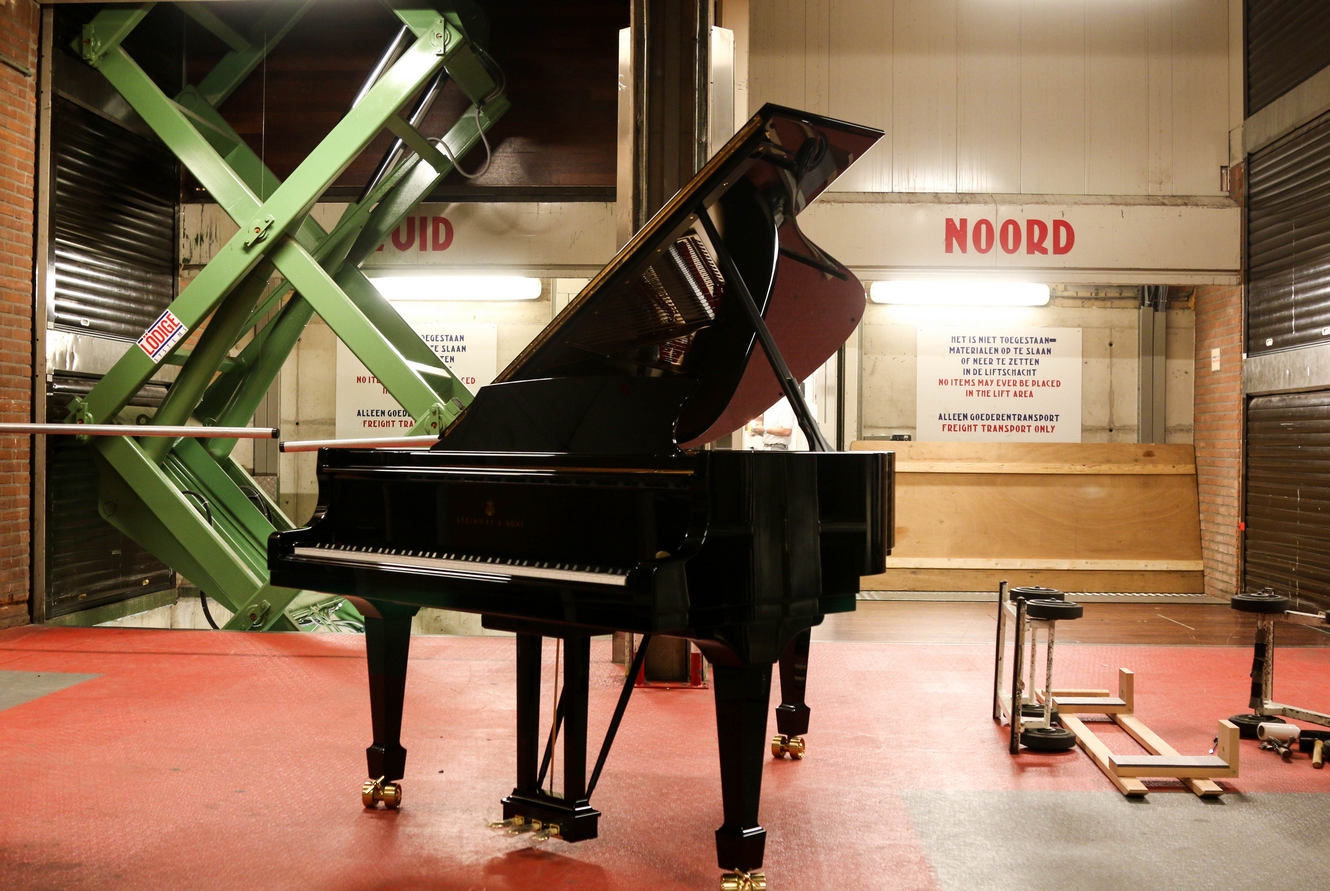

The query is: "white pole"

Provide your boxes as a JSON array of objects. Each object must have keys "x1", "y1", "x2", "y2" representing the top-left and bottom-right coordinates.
[
  {"x1": 279, "y1": 436, "x2": 437, "y2": 452},
  {"x1": 0, "y1": 423, "x2": 279, "y2": 439}
]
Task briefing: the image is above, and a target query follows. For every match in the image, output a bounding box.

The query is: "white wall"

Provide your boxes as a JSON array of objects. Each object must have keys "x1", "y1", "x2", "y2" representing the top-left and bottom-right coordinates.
[{"x1": 742, "y1": 0, "x2": 1232, "y2": 199}]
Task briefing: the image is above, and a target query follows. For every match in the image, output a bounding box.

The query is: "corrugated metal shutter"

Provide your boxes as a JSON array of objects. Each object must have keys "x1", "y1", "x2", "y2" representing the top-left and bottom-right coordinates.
[
  {"x1": 1246, "y1": 109, "x2": 1330, "y2": 355},
  {"x1": 50, "y1": 97, "x2": 177, "y2": 338},
  {"x1": 1244, "y1": 391, "x2": 1330, "y2": 609},
  {"x1": 1245, "y1": 1, "x2": 1330, "y2": 116},
  {"x1": 44, "y1": 380, "x2": 174, "y2": 618},
  {"x1": 44, "y1": 98, "x2": 178, "y2": 618}
]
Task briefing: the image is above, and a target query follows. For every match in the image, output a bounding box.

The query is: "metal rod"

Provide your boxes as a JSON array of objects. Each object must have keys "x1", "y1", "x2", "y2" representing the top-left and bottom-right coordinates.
[
  {"x1": 0, "y1": 423, "x2": 278, "y2": 439},
  {"x1": 279, "y1": 435, "x2": 437, "y2": 453},
  {"x1": 695, "y1": 210, "x2": 832, "y2": 452}
]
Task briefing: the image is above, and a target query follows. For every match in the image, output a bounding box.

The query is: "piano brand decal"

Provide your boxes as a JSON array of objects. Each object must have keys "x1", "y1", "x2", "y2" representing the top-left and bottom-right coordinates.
[
  {"x1": 376, "y1": 215, "x2": 454, "y2": 253},
  {"x1": 945, "y1": 217, "x2": 1075, "y2": 256},
  {"x1": 137, "y1": 310, "x2": 188, "y2": 362},
  {"x1": 916, "y1": 328, "x2": 1081, "y2": 443}
]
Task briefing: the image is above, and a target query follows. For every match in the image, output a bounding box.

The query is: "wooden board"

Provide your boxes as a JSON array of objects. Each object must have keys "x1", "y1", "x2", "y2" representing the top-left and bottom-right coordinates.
[{"x1": 854, "y1": 441, "x2": 1204, "y2": 593}]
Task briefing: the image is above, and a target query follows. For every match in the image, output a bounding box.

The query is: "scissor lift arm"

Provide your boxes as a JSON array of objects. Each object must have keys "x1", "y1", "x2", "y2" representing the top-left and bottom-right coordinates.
[{"x1": 64, "y1": 2, "x2": 509, "y2": 629}]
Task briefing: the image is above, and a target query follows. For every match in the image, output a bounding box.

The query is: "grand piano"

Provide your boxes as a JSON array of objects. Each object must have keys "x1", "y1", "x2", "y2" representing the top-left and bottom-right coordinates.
[{"x1": 270, "y1": 103, "x2": 891, "y2": 889}]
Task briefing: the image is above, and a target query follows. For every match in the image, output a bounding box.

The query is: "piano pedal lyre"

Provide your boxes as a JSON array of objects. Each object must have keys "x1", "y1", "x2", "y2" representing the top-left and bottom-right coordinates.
[
  {"x1": 770, "y1": 733, "x2": 806, "y2": 760},
  {"x1": 361, "y1": 776, "x2": 402, "y2": 809},
  {"x1": 720, "y1": 869, "x2": 767, "y2": 891}
]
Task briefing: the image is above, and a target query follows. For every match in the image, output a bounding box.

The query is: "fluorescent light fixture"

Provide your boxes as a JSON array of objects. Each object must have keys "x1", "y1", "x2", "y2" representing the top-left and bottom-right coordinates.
[
  {"x1": 368, "y1": 274, "x2": 542, "y2": 301},
  {"x1": 869, "y1": 280, "x2": 1050, "y2": 307}
]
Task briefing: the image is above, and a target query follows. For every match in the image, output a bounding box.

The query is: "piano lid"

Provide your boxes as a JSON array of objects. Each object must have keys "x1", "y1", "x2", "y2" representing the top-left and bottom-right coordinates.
[{"x1": 446, "y1": 105, "x2": 883, "y2": 452}]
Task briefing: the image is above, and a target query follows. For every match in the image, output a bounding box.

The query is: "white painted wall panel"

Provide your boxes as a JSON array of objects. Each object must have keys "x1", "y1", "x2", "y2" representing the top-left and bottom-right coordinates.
[
  {"x1": 746, "y1": 0, "x2": 1233, "y2": 199},
  {"x1": 892, "y1": 0, "x2": 958, "y2": 192},
  {"x1": 956, "y1": 1, "x2": 1022, "y2": 193},
  {"x1": 1086, "y1": 1, "x2": 1150, "y2": 195},
  {"x1": 1019, "y1": 2, "x2": 1087, "y2": 193}
]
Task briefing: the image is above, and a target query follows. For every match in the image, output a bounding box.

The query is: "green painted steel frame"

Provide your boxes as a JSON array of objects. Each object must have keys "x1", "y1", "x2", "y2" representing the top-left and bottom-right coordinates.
[{"x1": 64, "y1": 2, "x2": 508, "y2": 630}]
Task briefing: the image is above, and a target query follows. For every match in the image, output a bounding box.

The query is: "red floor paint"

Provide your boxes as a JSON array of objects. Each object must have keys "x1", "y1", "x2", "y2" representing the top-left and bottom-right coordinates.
[{"x1": 1, "y1": 625, "x2": 1328, "y2": 889}]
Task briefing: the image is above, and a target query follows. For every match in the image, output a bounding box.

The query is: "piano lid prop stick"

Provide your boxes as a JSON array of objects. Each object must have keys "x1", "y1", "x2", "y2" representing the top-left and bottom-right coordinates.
[
  {"x1": 0, "y1": 423, "x2": 278, "y2": 439},
  {"x1": 279, "y1": 436, "x2": 438, "y2": 452},
  {"x1": 695, "y1": 211, "x2": 831, "y2": 452}
]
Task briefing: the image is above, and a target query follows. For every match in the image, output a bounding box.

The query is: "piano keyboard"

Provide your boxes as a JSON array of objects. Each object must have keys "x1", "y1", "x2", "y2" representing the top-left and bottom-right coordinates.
[{"x1": 291, "y1": 545, "x2": 631, "y2": 587}]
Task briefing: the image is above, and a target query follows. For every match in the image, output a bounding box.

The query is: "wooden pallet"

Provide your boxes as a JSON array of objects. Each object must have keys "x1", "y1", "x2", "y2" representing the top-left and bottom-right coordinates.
[{"x1": 1051, "y1": 669, "x2": 1239, "y2": 798}]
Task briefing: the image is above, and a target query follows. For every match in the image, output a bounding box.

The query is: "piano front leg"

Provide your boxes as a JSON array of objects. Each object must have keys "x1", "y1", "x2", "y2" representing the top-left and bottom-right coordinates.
[
  {"x1": 772, "y1": 628, "x2": 811, "y2": 760},
  {"x1": 360, "y1": 600, "x2": 418, "y2": 809},
  {"x1": 712, "y1": 661, "x2": 771, "y2": 884}
]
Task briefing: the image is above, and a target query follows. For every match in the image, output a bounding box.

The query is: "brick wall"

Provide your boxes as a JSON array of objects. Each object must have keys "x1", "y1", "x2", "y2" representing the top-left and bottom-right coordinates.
[
  {"x1": 0, "y1": 2, "x2": 39, "y2": 628},
  {"x1": 1192, "y1": 282, "x2": 1244, "y2": 599}
]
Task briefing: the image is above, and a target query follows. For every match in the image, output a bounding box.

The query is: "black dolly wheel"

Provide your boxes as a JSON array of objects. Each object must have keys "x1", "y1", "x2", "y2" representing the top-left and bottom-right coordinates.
[
  {"x1": 1231, "y1": 588, "x2": 1291, "y2": 614},
  {"x1": 1025, "y1": 598, "x2": 1083, "y2": 621},
  {"x1": 1010, "y1": 585, "x2": 1064, "y2": 602},
  {"x1": 1019, "y1": 724, "x2": 1078, "y2": 752}
]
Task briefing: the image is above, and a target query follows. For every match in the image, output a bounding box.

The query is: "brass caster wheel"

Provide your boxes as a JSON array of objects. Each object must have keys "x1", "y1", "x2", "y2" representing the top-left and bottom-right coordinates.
[
  {"x1": 771, "y1": 733, "x2": 806, "y2": 760},
  {"x1": 362, "y1": 777, "x2": 403, "y2": 809},
  {"x1": 721, "y1": 870, "x2": 767, "y2": 891}
]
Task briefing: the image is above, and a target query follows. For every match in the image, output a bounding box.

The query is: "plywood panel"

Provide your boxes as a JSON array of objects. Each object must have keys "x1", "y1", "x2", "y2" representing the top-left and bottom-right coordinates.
[{"x1": 854, "y1": 441, "x2": 1204, "y2": 592}]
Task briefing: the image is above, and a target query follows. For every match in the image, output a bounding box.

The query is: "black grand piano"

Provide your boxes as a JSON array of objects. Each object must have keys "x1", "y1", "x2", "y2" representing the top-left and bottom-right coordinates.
[{"x1": 270, "y1": 104, "x2": 891, "y2": 888}]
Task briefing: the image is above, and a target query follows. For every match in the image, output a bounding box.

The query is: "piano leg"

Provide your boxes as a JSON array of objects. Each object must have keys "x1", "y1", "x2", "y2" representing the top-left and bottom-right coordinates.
[
  {"x1": 362, "y1": 603, "x2": 417, "y2": 808},
  {"x1": 712, "y1": 661, "x2": 771, "y2": 876},
  {"x1": 501, "y1": 632, "x2": 600, "y2": 841},
  {"x1": 771, "y1": 628, "x2": 811, "y2": 760}
]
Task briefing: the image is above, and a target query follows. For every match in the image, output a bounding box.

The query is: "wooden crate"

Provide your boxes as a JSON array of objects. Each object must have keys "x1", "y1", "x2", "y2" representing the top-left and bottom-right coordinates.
[{"x1": 852, "y1": 441, "x2": 1204, "y2": 593}]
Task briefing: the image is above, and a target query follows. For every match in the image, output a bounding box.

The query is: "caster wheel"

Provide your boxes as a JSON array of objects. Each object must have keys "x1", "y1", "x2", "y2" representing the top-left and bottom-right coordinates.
[
  {"x1": 771, "y1": 734, "x2": 806, "y2": 760},
  {"x1": 362, "y1": 778, "x2": 403, "y2": 809},
  {"x1": 1010, "y1": 585, "x2": 1064, "y2": 602},
  {"x1": 1020, "y1": 724, "x2": 1078, "y2": 752},
  {"x1": 1231, "y1": 588, "x2": 1291, "y2": 614},
  {"x1": 721, "y1": 870, "x2": 767, "y2": 891},
  {"x1": 1026, "y1": 598, "x2": 1083, "y2": 621}
]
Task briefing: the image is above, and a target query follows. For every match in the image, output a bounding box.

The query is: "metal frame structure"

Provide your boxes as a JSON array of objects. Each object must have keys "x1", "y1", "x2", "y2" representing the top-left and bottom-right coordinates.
[{"x1": 63, "y1": 2, "x2": 508, "y2": 629}]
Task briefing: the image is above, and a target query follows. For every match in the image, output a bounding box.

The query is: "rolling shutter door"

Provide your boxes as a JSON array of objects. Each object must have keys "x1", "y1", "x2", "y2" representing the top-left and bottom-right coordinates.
[
  {"x1": 1246, "y1": 110, "x2": 1330, "y2": 356},
  {"x1": 1244, "y1": 391, "x2": 1330, "y2": 608},
  {"x1": 43, "y1": 98, "x2": 178, "y2": 616},
  {"x1": 1245, "y1": 0, "x2": 1330, "y2": 116}
]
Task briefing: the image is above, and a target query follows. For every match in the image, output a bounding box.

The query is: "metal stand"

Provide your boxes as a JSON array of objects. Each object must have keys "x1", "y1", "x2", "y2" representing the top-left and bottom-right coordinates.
[
  {"x1": 65, "y1": 4, "x2": 507, "y2": 629},
  {"x1": 992, "y1": 581, "x2": 1081, "y2": 752},
  {"x1": 1229, "y1": 588, "x2": 1330, "y2": 738}
]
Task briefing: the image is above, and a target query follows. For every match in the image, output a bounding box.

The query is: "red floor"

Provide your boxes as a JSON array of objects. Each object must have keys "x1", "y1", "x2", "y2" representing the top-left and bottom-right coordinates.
[{"x1": 1, "y1": 624, "x2": 1329, "y2": 889}]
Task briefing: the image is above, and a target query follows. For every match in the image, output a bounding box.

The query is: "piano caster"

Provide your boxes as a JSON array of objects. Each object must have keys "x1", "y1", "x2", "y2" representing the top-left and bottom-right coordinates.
[
  {"x1": 770, "y1": 734, "x2": 805, "y2": 760},
  {"x1": 362, "y1": 777, "x2": 402, "y2": 809},
  {"x1": 720, "y1": 869, "x2": 767, "y2": 891}
]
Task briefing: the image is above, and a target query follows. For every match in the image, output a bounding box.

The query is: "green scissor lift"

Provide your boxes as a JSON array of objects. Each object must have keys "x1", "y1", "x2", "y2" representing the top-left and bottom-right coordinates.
[{"x1": 65, "y1": 1, "x2": 509, "y2": 630}]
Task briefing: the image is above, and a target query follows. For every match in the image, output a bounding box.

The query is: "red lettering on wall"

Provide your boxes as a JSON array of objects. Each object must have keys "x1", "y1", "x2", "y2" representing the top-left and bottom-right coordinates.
[
  {"x1": 1053, "y1": 218, "x2": 1074, "y2": 255},
  {"x1": 972, "y1": 219, "x2": 995, "y2": 254},
  {"x1": 1027, "y1": 219, "x2": 1049, "y2": 255},
  {"x1": 942, "y1": 216, "x2": 1075, "y2": 256},
  {"x1": 944, "y1": 217, "x2": 967, "y2": 253},
  {"x1": 381, "y1": 216, "x2": 455, "y2": 253}
]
